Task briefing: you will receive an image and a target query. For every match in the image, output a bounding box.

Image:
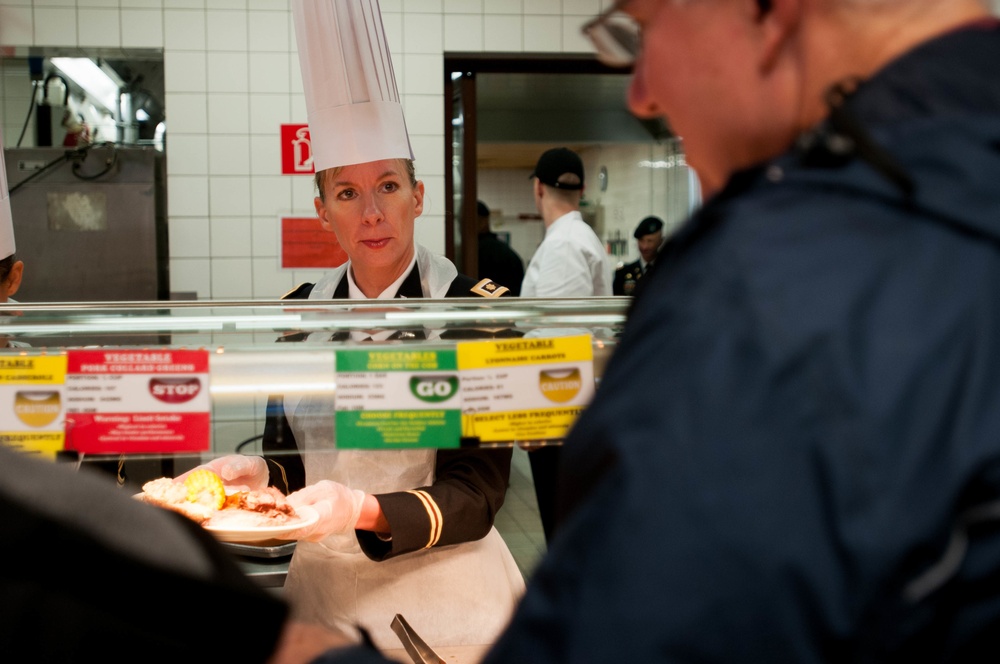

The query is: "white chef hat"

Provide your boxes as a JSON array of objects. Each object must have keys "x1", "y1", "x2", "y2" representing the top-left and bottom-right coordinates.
[
  {"x1": 291, "y1": 0, "x2": 413, "y2": 172},
  {"x1": 0, "y1": 127, "x2": 14, "y2": 259}
]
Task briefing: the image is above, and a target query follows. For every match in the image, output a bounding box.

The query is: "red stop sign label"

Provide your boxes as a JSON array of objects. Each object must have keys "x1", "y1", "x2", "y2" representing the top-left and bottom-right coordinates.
[{"x1": 149, "y1": 377, "x2": 202, "y2": 404}]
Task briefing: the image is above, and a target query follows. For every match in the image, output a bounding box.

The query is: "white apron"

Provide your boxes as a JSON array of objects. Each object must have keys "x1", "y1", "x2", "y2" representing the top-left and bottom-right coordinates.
[{"x1": 283, "y1": 245, "x2": 525, "y2": 650}]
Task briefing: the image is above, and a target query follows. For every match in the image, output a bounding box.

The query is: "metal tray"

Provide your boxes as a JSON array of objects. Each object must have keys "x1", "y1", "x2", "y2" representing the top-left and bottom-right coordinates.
[{"x1": 221, "y1": 540, "x2": 297, "y2": 559}]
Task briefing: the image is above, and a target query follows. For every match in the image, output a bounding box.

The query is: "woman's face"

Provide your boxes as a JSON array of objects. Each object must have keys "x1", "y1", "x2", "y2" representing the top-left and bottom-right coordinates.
[{"x1": 314, "y1": 159, "x2": 423, "y2": 286}]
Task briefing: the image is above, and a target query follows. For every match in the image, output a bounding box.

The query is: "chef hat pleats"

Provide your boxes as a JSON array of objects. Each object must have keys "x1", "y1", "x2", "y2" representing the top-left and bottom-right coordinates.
[
  {"x1": 0, "y1": 127, "x2": 14, "y2": 259},
  {"x1": 292, "y1": 0, "x2": 413, "y2": 172}
]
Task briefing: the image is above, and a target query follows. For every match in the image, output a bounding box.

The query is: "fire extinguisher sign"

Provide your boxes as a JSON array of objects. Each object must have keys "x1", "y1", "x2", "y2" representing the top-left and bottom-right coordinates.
[{"x1": 281, "y1": 124, "x2": 314, "y2": 175}]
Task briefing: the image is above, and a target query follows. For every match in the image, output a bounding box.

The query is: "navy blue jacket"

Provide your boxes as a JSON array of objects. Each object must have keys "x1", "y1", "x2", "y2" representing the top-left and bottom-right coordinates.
[
  {"x1": 316, "y1": 21, "x2": 1000, "y2": 664},
  {"x1": 488, "y1": 21, "x2": 1000, "y2": 664}
]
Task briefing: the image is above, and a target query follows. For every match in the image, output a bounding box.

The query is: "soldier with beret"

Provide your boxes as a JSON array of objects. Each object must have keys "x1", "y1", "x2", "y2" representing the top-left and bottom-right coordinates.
[{"x1": 612, "y1": 215, "x2": 664, "y2": 296}]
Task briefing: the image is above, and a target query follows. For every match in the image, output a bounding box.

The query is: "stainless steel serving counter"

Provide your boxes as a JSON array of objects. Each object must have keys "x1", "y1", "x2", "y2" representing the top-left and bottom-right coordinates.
[{"x1": 222, "y1": 541, "x2": 293, "y2": 589}]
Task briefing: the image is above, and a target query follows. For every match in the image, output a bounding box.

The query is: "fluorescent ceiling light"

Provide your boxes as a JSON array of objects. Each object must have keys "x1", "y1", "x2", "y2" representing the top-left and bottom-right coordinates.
[{"x1": 50, "y1": 57, "x2": 121, "y2": 114}]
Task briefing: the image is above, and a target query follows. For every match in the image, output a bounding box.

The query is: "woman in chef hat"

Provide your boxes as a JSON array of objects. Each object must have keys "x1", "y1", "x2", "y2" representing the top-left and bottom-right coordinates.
[{"x1": 192, "y1": 0, "x2": 525, "y2": 652}]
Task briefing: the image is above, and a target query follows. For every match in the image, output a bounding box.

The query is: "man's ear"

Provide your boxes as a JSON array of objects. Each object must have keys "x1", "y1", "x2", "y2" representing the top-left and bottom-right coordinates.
[
  {"x1": 4, "y1": 260, "x2": 23, "y2": 298},
  {"x1": 758, "y1": 0, "x2": 801, "y2": 73}
]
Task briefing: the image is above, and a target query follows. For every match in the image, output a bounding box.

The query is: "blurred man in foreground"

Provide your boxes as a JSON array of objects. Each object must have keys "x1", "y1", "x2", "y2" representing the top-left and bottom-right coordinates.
[{"x1": 485, "y1": 0, "x2": 1000, "y2": 661}]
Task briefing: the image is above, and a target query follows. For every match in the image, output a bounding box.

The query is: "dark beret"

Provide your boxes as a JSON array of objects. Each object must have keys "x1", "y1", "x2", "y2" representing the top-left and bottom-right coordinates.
[{"x1": 634, "y1": 216, "x2": 664, "y2": 239}]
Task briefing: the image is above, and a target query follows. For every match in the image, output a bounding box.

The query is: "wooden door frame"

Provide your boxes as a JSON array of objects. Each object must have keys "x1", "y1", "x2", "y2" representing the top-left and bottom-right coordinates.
[{"x1": 442, "y1": 53, "x2": 629, "y2": 276}]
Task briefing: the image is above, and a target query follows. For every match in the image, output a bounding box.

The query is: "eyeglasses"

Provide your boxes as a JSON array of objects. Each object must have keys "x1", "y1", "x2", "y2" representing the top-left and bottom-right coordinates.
[{"x1": 581, "y1": 1, "x2": 641, "y2": 68}]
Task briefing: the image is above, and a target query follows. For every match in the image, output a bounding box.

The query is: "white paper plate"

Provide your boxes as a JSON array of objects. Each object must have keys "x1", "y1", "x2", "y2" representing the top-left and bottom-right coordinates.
[{"x1": 203, "y1": 505, "x2": 318, "y2": 543}]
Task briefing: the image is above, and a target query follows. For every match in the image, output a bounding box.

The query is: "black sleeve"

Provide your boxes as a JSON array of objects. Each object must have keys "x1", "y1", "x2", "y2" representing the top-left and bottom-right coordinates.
[
  {"x1": 262, "y1": 394, "x2": 306, "y2": 494},
  {"x1": 357, "y1": 446, "x2": 513, "y2": 560},
  {"x1": 612, "y1": 267, "x2": 626, "y2": 295},
  {"x1": 261, "y1": 282, "x2": 315, "y2": 494}
]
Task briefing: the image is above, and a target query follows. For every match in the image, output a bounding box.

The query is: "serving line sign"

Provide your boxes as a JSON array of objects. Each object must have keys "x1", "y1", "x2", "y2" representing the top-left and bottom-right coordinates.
[
  {"x1": 333, "y1": 335, "x2": 595, "y2": 449},
  {"x1": 0, "y1": 355, "x2": 67, "y2": 459},
  {"x1": 62, "y1": 349, "x2": 211, "y2": 454}
]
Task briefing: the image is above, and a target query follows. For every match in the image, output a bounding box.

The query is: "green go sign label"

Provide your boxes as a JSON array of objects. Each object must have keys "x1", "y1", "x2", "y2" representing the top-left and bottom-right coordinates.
[{"x1": 410, "y1": 375, "x2": 459, "y2": 403}]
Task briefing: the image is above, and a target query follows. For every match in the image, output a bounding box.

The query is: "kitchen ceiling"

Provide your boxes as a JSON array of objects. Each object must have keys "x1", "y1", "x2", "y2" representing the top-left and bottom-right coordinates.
[{"x1": 475, "y1": 71, "x2": 672, "y2": 170}]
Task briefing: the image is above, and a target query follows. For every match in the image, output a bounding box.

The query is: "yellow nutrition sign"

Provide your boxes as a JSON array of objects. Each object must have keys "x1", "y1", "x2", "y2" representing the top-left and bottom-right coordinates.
[
  {"x1": 0, "y1": 355, "x2": 68, "y2": 459},
  {"x1": 458, "y1": 334, "x2": 595, "y2": 443}
]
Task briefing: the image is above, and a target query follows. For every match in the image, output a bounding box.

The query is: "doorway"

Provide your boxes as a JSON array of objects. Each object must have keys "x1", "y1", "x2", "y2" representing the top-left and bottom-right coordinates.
[{"x1": 444, "y1": 53, "x2": 692, "y2": 283}]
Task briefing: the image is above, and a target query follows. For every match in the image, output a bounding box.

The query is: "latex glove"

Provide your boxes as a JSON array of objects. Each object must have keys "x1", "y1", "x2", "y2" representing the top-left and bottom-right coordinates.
[
  {"x1": 284, "y1": 480, "x2": 366, "y2": 542},
  {"x1": 178, "y1": 454, "x2": 270, "y2": 492}
]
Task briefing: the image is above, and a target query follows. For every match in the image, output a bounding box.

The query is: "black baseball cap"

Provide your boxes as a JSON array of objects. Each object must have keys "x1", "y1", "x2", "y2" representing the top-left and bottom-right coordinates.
[
  {"x1": 634, "y1": 216, "x2": 664, "y2": 239},
  {"x1": 477, "y1": 200, "x2": 490, "y2": 217},
  {"x1": 529, "y1": 147, "x2": 584, "y2": 190}
]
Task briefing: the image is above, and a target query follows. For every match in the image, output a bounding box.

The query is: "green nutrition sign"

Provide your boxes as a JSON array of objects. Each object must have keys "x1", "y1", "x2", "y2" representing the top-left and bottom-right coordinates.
[{"x1": 334, "y1": 348, "x2": 461, "y2": 449}]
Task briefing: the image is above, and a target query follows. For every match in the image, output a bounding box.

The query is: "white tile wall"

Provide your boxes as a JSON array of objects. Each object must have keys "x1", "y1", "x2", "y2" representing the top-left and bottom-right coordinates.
[
  {"x1": 484, "y1": 15, "x2": 520, "y2": 51},
  {"x1": 0, "y1": 0, "x2": 630, "y2": 299},
  {"x1": 34, "y1": 8, "x2": 77, "y2": 45},
  {"x1": 0, "y1": 7, "x2": 33, "y2": 46},
  {"x1": 443, "y1": 14, "x2": 483, "y2": 51},
  {"x1": 206, "y1": 9, "x2": 247, "y2": 52},
  {"x1": 209, "y1": 217, "x2": 253, "y2": 257},
  {"x1": 207, "y1": 92, "x2": 249, "y2": 134},
  {"x1": 164, "y1": 52, "x2": 207, "y2": 91},
  {"x1": 210, "y1": 257, "x2": 252, "y2": 298},
  {"x1": 121, "y1": 9, "x2": 163, "y2": 49},
  {"x1": 168, "y1": 217, "x2": 211, "y2": 258},
  {"x1": 208, "y1": 134, "x2": 251, "y2": 175},
  {"x1": 78, "y1": 8, "x2": 120, "y2": 47},
  {"x1": 164, "y1": 9, "x2": 206, "y2": 50},
  {"x1": 166, "y1": 133, "x2": 209, "y2": 175}
]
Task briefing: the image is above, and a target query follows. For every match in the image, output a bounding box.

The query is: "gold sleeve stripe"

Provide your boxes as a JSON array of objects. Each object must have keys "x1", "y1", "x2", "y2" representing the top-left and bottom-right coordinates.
[
  {"x1": 407, "y1": 489, "x2": 443, "y2": 548},
  {"x1": 470, "y1": 278, "x2": 509, "y2": 298}
]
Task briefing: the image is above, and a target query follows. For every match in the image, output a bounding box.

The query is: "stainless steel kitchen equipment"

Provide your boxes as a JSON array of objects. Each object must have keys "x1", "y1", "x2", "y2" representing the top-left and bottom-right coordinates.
[{"x1": 3, "y1": 144, "x2": 167, "y2": 303}]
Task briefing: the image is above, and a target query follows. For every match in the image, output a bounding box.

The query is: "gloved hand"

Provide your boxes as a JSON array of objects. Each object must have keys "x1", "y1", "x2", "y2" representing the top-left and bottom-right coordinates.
[
  {"x1": 284, "y1": 480, "x2": 366, "y2": 542},
  {"x1": 177, "y1": 454, "x2": 269, "y2": 492}
]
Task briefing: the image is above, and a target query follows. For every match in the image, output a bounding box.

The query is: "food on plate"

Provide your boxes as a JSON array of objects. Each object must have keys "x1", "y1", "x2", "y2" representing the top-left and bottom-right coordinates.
[
  {"x1": 184, "y1": 468, "x2": 226, "y2": 510},
  {"x1": 137, "y1": 469, "x2": 299, "y2": 529}
]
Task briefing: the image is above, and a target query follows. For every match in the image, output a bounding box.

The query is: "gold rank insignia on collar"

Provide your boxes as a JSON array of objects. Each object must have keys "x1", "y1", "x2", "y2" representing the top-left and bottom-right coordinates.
[{"x1": 470, "y1": 278, "x2": 509, "y2": 297}]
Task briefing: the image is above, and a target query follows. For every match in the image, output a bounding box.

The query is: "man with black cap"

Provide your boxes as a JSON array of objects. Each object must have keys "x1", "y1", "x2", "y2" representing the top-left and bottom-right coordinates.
[
  {"x1": 521, "y1": 147, "x2": 612, "y2": 299},
  {"x1": 477, "y1": 200, "x2": 525, "y2": 296},
  {"x1": 519, "y1": 147, "x2": 612, "y2": 544},
  {"x1": 612, "y1": 215, "x2": 664, "y2": 296}
]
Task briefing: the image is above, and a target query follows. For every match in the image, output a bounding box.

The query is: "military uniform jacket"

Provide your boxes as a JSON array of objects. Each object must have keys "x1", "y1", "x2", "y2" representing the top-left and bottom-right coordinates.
[
  {"x1": 612, "y1": 258, "x2": 649, "y2": 296},
  {"x1": 480, "y1": 21, "x2": 1000, "y2": 663}
]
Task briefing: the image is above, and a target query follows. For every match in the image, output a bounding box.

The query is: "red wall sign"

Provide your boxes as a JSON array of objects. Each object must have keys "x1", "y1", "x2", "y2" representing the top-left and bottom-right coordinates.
[
  {"x1": 281, "y1": 123, "x2": 314, "y2": 175},
  {"x1": 281, "y1": 216, "x2": 348, "y2": 269}
]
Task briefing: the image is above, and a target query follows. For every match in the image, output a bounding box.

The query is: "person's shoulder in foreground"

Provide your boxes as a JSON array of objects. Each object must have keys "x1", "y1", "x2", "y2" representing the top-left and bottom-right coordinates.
[
  {"x1": 0, "y1": 443, "x2": 288, "y2": 662},
  {"x1": 483, "y1": 4, "x2": 1000, "y2": 664}
]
